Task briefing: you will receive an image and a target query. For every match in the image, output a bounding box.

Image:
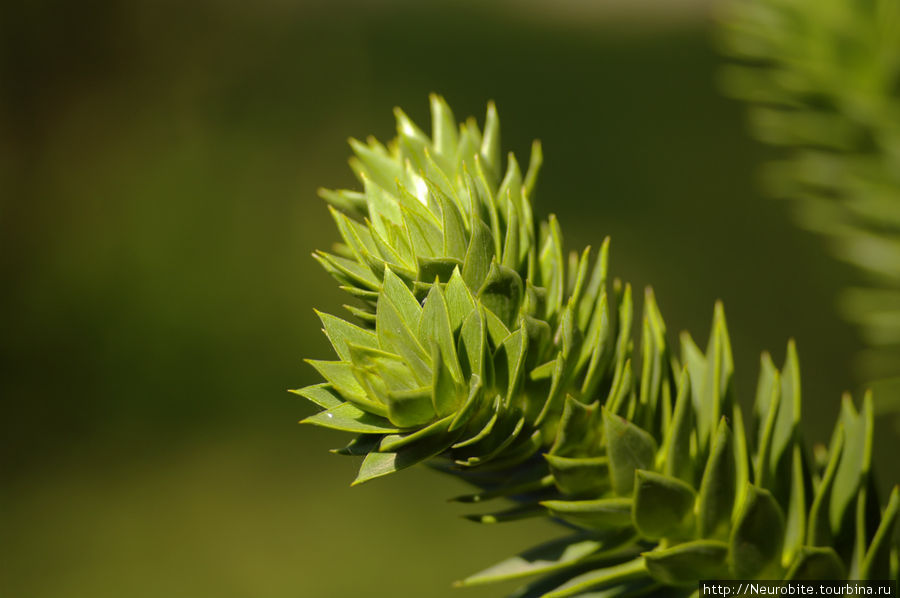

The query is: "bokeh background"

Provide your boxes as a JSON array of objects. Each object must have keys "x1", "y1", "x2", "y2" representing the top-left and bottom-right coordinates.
[{"x1": 2, "y1": 1, "x2": 895, "y2": 597}]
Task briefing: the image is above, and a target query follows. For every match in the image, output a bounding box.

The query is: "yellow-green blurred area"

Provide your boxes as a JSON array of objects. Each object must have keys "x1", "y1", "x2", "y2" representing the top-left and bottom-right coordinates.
[{"x1": 1, "y1": 1, "x2": 895, "y2": 597}]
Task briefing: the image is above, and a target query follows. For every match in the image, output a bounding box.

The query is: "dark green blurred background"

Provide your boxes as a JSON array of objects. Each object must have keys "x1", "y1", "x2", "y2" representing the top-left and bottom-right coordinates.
[{"x1": 1, "y1": 1, "x2": 894, "y2": 597}]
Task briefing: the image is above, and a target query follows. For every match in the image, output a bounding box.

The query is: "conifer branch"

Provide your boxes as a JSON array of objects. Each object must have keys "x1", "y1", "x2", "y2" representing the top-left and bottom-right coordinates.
[{"x1": 296, "y1": 97, "x2": 898, "y2": 596}]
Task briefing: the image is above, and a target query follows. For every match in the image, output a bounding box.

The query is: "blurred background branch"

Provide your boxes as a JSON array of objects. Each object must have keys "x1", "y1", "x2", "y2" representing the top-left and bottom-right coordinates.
[{"x1": 718, "y1": 0, "x2": 900, "y2": 404}]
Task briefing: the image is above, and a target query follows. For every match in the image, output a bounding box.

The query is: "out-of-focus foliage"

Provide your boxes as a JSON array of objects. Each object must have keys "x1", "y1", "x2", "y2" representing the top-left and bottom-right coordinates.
[
  {"x1": 718, "y1": 0, "x2": 900, "y2": 390},
  {"x1": 300, "y1": 99, "x2": 899, "y2": 596}
]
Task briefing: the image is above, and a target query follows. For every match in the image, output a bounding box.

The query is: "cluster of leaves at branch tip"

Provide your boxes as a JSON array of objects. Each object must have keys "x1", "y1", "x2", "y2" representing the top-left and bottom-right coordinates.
[
  {"x1": 294, "y1": 96, "x2": 899, "y2": 597},
  {"x1": 718, "y1": 0, "x2": 900, "y2": 388}
]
